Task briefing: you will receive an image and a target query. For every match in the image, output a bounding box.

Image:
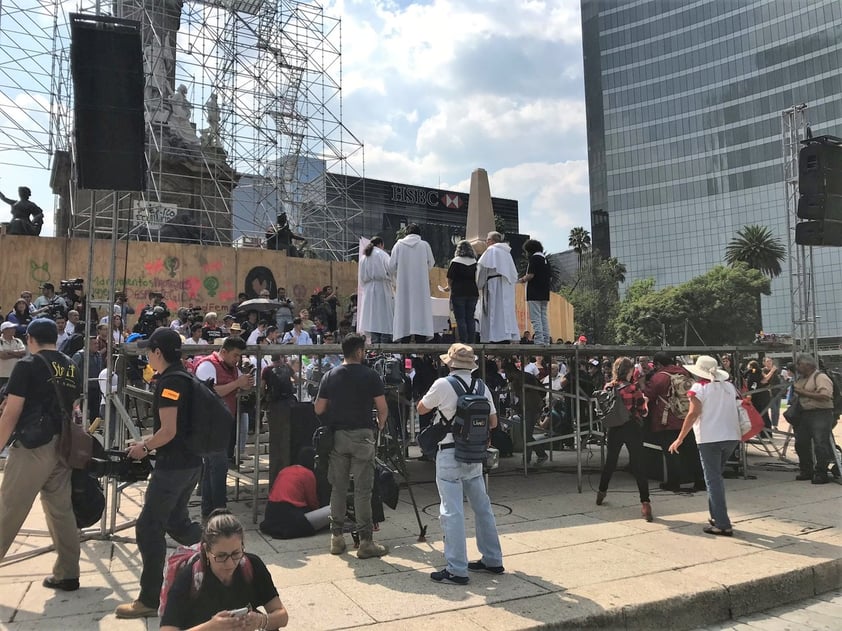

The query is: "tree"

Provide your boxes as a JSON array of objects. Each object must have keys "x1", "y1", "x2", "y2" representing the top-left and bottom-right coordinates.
[
  {"x1": 605, "y1": 256, "x2": 626, "y2": 284},
  {"x1": 563, "y1": 251, "x2": 622, "y2": 344},
  {"x1": 494, "y1": 214, "x2": 507, "y2": 236},
  {"x1": 568, "y1": 226, "x2": 591, "y2": 269},
  {"x1": 611, "y1": 264, "x2": 771, "y2": 346},
  {"x1": 724, "y1": 225, "x2": 786, "y2": 331}
]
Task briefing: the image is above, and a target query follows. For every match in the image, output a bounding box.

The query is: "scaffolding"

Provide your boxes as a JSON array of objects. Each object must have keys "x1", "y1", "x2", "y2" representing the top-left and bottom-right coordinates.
[
  {"x1": 0, "y1": 0, "x2": 364, "y2": 259},
  {"x1": 781, "y1": 104, "x2": 818, "y2": 358}
]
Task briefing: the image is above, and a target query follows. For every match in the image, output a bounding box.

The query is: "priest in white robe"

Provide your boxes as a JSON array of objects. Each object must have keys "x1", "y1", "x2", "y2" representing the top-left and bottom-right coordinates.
[
  {"x1": 389, "y1": 224, "x2": 435, "y2": 341},
  {"x1": 357, "y1": 236, "x2": 394, "y2": 343},
  {"x1": 476, "y1": 231, "x2": 519, "y2": 343}
]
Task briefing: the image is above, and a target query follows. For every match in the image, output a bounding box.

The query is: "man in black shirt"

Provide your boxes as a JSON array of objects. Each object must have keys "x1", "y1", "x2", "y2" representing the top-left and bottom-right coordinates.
[
  {"x1": 314, "y1": 333, "x2": 388, "y2": 559},
  {"x1": 0, "y1": 318, "x2": 82, "y2": 591},
  {"x1": 116, "y1": 327, "x2": 203, "y2": 619},
  {"x1": 518, "y1": 239, "x2": 551, "y2": 345}
]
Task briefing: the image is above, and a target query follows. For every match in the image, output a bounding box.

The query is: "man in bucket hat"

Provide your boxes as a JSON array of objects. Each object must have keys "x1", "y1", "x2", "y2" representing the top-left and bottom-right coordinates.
[{"x1": 417, "y1": 343, "x2": 504, "y2": 584}]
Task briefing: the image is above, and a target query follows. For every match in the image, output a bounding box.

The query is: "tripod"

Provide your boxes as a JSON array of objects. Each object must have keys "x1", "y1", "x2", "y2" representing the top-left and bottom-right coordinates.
[{"x1": 376, "y1": 417, "x2": 427, "y2": 542}]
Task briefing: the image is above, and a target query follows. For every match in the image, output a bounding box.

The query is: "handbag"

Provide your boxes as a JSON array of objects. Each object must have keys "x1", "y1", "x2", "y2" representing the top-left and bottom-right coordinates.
[
  {"x1": 417, "y1": 421, "x2": 450, "y2": 459},
  {"x1": 737, "y1": 396, "x2": 765, "y2": 442},
  {"x1": 783, "y1": 397, "x2": 801, "y2": 427},
  {"x1": 36, "y1": 354, "x2": 93, "y2": 470},
  {"x1": 13, "y1": 404, "x2": 58, "y2": 449}
]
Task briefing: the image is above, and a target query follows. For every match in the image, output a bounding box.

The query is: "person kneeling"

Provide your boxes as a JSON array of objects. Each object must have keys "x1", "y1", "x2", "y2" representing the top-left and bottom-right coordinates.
[
  {"x1": 160, "y1": 509, "x2": 288, "y2": 631},
  {"x1": 260, "y1": 448, "x2": 330, "y2": 539}
]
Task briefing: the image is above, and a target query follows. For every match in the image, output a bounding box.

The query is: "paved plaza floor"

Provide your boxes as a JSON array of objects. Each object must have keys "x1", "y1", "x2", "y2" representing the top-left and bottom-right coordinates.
[{"x1": 1, "y1": 429, "x2": 840, "y2": 630}]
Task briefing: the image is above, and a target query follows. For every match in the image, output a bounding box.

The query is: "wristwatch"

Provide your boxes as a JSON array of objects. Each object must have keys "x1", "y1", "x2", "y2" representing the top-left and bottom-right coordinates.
[{"x1": 141, "y1": 443, "x2": 149, "y2": 454}]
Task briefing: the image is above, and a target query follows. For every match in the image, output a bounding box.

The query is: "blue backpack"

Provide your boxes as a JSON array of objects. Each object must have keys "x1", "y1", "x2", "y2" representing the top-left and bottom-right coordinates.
[{"x1": 446, "y1": 376, "x2": 491, "y2": 463}]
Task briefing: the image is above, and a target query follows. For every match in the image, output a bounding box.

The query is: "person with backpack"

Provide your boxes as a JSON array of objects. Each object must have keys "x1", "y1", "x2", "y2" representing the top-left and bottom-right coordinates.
[
  {"x1": 0, "y1": 319, "x2": 82, "y2": 592},
  {"x1": 595, "y1": 357, "x2": 652, "y2": 522},
  {"x1": 416, "y1": 343, "x2": 504, "y2": 585},
  {"x1": 262, "y1": 354, "x2": 296, "y2": 484},
  {"x1": 790, "y1": 353, "x2": 836, "y2": 485},
  {"x1": 640, "y1": 352, "x2": 704, "y2": 493},
  {"x1": 669, "y1": 356, "x2": 741, "y2": 536},
  {"x1": 116, "y1": 328, "x2": 204, "y2": 619},
  {"x1": 160, "y1": 509, "x2": 288, "y2": 630}
]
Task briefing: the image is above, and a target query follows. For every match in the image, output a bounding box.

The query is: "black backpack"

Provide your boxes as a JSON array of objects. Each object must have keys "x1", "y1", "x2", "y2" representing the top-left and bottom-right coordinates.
[
  {"x1": 826, "y1": 370, "x2": 842, "y2": 422},
  {"x1": 446, "y1": 376, "x2": 491, "y2": 464},
  {"x1": 265, "y1": 363, "x2": 295, "y2": 402},
  {"x1": 174, "y1": 373, "x2": 235, "y2": 457},
  {"x1": 71, "y1": 470, "x2": 105, "y2": 528},
  {"x1": 593, "y1": 383, "x2": 630, "y2": 429}
]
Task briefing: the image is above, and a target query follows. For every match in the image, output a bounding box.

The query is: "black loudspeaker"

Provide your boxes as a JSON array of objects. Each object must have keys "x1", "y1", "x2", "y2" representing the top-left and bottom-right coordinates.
[
  {"x1": 797, "y1": 194, "x2": 842, "y2": 222},
  {"x1": 795, "y1": 220, "x2": 842, "y2": 247},
  {"x1": 798, "y1": 142, "x2": 842, "y2": 197},
  {"x1": 70, "y1": 14, "x2": 145, "y2": 191}
]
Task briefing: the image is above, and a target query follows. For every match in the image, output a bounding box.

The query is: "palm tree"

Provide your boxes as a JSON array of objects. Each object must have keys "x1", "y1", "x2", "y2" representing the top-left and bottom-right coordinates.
[
  {"x1": 725, "y1": 225, "x2": 786, "y2": 330},
  {"x1": 725, "y1": 225, "x2": 786, "y2": 278},
  {"x1": 605, "y1": 256, "x2": 627, "y2": 284},
  {"x1": 569, "y1": 227, "x2": 591, "y2": 269}
]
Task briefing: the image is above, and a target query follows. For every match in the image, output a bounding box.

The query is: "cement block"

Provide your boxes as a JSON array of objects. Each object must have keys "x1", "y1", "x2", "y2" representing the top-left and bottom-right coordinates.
[
  {"x1": 281, "y1": 582, "x2": 375, "y2": 630},
  {"x1": 813, "y1": 558, "x2": 842, "y2": 594},
  {"x1": 0, "y1": 582, "x2": 28, "y2": 623},
  {"x1": 1, "y1": 612, "x2": 151, "y2": 630},
  {"x1": 464, "y1": 591, "x2": 624, "y2": 631}
]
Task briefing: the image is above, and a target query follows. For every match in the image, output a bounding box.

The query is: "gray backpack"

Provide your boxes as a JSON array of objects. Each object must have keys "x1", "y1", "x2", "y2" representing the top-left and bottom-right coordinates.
[{"x1": 446, "y1": 376, "x2": 491, "y2": 463}]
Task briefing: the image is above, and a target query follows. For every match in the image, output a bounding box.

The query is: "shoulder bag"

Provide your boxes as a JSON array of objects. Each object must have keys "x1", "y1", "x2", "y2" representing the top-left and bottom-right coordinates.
[{"x1": 36, "y1": 353, "x2": 93, "y2": 469}]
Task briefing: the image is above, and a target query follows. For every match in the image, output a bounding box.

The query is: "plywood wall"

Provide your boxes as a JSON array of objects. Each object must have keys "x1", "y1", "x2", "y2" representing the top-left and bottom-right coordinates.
[{"x1": 0, "y1": 235, "x2": 573, "y2": 340}]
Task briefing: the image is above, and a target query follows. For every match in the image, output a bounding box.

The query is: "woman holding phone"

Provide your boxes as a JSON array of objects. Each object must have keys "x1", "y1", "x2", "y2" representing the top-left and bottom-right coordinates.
[{"x1": 160, "y1": 509, "x2": 288, "y2": 630}]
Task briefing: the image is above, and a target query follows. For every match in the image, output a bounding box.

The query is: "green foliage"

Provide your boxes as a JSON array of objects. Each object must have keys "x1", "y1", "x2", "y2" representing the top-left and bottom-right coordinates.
[
  {"x1": 494, "y1": 214, "x2": 507, "y2": 235},
  {"x1": 611, "y1": 264, "x2": 771, "y2": 345},
  {"x1": 562, "y1": 251, "x2": 621, "y2": 344},
  {"x1": 568, "y1": 226, "x2": 591, "y2": 269}
]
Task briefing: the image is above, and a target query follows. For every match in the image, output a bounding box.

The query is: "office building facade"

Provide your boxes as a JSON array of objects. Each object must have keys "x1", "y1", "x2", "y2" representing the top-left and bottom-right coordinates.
[{"x1": 582, "y1": 0, "x2": 842, "y2": 338}]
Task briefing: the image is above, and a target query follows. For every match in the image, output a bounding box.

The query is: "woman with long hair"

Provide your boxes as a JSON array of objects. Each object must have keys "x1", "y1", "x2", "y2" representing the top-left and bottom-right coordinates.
[
  {"x1": 160, "y1": 509, "x2": 288, "y2": 630},
  {"x1": 519, "y1": 239, "x2": 550, "y2": 345},
  {"x1": 446, "y1": 240, "x2": 478, "y2": 343},
  {"x1": 357, "y1": 236, "x2": 394, "y2": 343},
  {"x1": 670, "y1": 356, "x2": 741, "y2": 536},
  {"x1": 5, "y1": 298, "x2": 31, "y2": 337},
  {"x1": 596, "y1": 357, "x2": 652, "y2": 522}
]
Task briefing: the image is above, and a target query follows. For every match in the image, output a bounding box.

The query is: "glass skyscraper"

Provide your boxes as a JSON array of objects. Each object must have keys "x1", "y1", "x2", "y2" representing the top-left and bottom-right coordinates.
[{"x1": 582, "y1": 0, "x2": 842, "y2": 338}]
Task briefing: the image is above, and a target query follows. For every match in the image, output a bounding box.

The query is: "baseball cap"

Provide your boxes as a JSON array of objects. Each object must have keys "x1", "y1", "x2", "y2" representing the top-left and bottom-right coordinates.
[
  {"x1": 26, "y1": 318, "x2": 58, "y2": 344},
  {"x1": 1, "y1": 321, "x2": 17, "y2": 332},
  {"x1": 137, "y1": 327, "x2": 182, "y2": 354}
]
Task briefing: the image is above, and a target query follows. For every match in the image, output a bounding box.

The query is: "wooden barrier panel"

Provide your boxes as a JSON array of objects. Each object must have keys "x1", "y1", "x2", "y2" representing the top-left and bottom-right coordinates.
[{"x1": 0, "y1": 235, "x2": 573, "y2": 340}]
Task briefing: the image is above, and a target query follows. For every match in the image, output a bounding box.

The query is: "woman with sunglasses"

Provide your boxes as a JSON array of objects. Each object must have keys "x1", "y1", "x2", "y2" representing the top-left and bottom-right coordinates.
[{"x1": 160, "y1": 509, "x2": 288, "y2": 630}]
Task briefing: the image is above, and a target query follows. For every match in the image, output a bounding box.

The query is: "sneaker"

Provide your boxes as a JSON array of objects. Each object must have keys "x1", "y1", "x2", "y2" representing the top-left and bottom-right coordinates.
[
  {"x1": 357, "y1": 539, "x2": 388, "y2": 559},
  {"x1": 330, "y1": 533, "x2": 347, "y2": 555},
  {"x1": 468, "y1": 560, "x2": 505, "y2": 575},
  {"x1": 535, "y1": 455, "x2": 548, "y2": 465},
  {"x1": 42, "y1": 576, "x2": 79, "y2": 591},
  {"x1": 115, "y1": 600, "x2": 158, "y2": 619},
  {"x1": 430, "y1": 568, "x2": 469, "y2": 585}
]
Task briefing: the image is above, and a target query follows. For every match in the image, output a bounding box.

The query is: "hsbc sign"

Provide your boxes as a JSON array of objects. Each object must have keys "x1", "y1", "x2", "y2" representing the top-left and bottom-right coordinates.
[{"x1": 390, "y1": 184, "x2": 464, "y2": 210}]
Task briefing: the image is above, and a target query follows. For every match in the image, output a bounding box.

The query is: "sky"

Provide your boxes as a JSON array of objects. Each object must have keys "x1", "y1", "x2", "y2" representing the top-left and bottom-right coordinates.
[{"x1": 0, "y1": 0, "x2": 590, "y2": 255}]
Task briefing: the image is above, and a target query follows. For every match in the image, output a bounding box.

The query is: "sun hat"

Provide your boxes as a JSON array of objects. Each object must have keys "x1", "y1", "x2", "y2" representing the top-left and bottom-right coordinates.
[
  {"x1": 1, "y1": 321, "x2": 17, "y2": 332},
  {"x1": 684, "y1": 355, "x2": 729, "y2": 382},
  {"x1": 440, "y1": 343, "x2": 478, "y2": 371},
  {"x1": 229, "y1": 322, "x2": 242, "y2": 332}
]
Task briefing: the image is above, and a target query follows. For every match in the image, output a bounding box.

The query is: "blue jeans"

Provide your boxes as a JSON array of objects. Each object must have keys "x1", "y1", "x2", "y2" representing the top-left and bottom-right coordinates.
[
  {"x1": 201, "y1": 451, "x2": 228, "y2": 518},
  {"x1": 435, "y1": 448, "x2": 503, "y2": 577},
  {"x1": 697, "y1": 440, "x2": 739, "y2": 530},
  {"x1": 451, "y1": 296, "x2": 478, "y2": 343},
  {"x1": 527, "y1": 301, "x2": 549, "y2": 344},
  {"x1": 137, "y1": 466, "x2": 202, "y2": 607}
]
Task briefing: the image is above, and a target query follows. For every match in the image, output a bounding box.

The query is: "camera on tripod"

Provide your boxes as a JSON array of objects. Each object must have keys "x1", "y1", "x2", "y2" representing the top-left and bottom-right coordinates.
[{"x1": 88, "y1": 449, "x2": 153, "y2": 483}]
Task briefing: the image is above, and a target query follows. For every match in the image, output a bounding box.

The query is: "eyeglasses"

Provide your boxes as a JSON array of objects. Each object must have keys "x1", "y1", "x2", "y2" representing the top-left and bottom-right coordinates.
[{"x1": 208, "y1": 548, "x2": 244, "y2": 564}]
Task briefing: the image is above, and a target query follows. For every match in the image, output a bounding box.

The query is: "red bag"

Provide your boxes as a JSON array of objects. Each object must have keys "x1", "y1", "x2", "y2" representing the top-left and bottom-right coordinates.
[{"x1": 740, "y1": 399, "x2": 765, "y2": 441}]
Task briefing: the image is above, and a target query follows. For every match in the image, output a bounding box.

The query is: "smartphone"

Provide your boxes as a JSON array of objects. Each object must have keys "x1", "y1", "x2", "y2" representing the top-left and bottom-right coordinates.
[{"x1": 228, "y1": 607, "x2": 249, "y2": 617}]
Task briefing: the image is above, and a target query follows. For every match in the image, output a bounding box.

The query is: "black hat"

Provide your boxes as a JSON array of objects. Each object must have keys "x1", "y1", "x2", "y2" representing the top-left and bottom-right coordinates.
[
  {"x1": 137, "y1": 327, "x2": 182, "y2": 354},
  {"x1": 26, "y1": 318, "x2": 58, "y2": 344}
]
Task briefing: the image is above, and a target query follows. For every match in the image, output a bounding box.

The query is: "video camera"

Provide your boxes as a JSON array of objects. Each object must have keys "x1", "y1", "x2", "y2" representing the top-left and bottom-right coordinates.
[
  {"x1": 88, "y1": 449, "x2": 153, "y2": 483},
  {"x1": 60, "y1": 278, "x2": 84, "y2": 294},
  {"x1": 136, "y1": 304, "x2": 170, "y2": 336}
]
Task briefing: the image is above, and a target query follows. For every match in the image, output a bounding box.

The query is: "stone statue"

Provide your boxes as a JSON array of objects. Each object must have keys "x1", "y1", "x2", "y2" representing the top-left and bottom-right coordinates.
[
  {"x1": 0, "y1": 186, "x2": 44, "y2": 236},
  {"x1": 168, "y1": 84, "x2": 199, "y2": 147},
  {"x1": 202, "y1": 92, "x2": 221, "y2": 147}
]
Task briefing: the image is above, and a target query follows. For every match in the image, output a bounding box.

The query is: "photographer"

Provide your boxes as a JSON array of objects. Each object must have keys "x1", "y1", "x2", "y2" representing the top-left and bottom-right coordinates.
[
  {"x1": 194, "y1": 337, "x2": 253, "y2": 518},
  {"x1": 113, "y1": 291, "x2": 135, "y2": 325},
  {"x1": 314, "y1": 333, "x2": 388, "y2": 559},
  {"x1": 116, "y1": 328, "x2": 203, "y2": 620},
  {"x1": 33, "y1": 283, "x2": 67, "y2": 319},
  {"x1": 0, "y1": 319, "x2": 82, "y2": 591},
  {"x1": 275, "y1": 287, "x2": 295, "y2": 330}
]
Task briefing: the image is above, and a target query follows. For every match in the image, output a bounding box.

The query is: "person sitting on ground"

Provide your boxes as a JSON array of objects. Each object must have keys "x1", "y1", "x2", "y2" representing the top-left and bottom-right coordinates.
[
  {"x1": 260, "y1": 448, "x2": 330, "y2": 540},
  {"x1": 160, "y1": 509, "x2": 289, "y2": 631}
]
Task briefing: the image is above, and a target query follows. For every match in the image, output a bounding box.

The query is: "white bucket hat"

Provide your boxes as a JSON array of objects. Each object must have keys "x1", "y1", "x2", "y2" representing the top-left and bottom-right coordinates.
[{"x1": 684, "y1": 355, "x2": 729, "y2": 382}]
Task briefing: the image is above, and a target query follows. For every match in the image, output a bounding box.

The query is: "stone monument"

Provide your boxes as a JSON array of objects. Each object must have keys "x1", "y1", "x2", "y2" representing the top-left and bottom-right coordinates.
[{"x1": 465, "y1": 167, "x2": 496, "y2": 255}]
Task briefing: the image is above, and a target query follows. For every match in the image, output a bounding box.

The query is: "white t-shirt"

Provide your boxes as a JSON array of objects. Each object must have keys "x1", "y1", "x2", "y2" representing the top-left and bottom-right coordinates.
[
  {"x1": 183, "y1": 337, "x2": 208, "y2": 345},
  {"x1": 419, "y1": 369, "x2": 497, "y2": 445},
  {"x1": 0, "y1": 336, "x2": 26, "y2": 379},
  {"x1": 246, "y1": 328, "x2": 265, "y2": 346},
  {"x1": 524, "y1": 362, "x2": 540, "y2": 377},
  {"x1": 688, "y1": 380, "x2": 741, "y2": 444}
]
